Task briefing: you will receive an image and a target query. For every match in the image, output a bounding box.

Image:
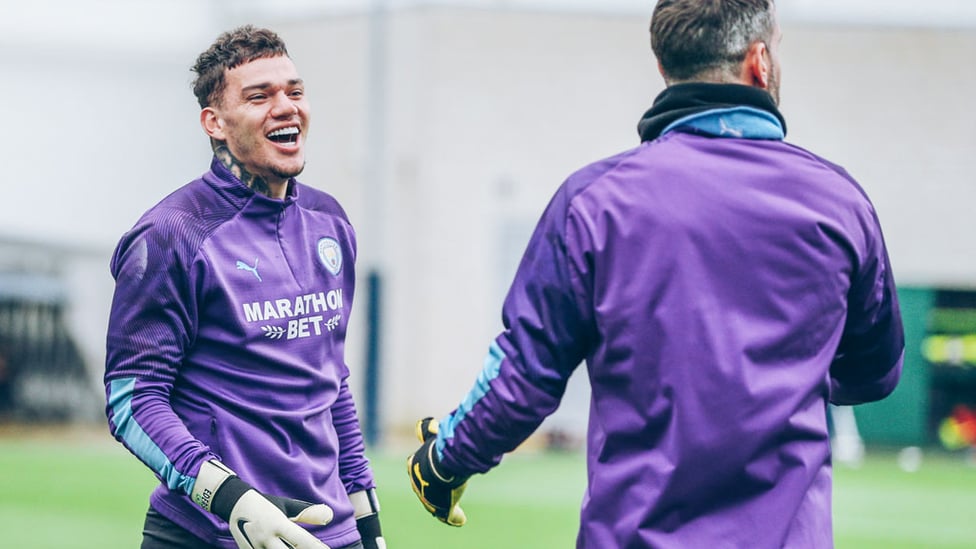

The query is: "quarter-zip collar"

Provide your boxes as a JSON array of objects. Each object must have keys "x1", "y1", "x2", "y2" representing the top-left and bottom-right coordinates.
[{"x1": 204, "y1": 156, "x2": 300, "y2": 214}]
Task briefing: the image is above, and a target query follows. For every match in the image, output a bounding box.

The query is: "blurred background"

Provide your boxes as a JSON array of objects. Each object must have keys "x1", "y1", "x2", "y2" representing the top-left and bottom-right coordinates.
[
  {"x1": 1, "y1": 0, "x2": 976, "y2": 535},
  {"x1": 2, "y1": 1, "x2": 976, "y2": 547}
]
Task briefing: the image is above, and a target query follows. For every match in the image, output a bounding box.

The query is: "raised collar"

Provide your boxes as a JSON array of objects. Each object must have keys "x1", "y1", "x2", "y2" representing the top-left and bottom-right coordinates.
[
  {"x1": 208, "y1": 156, "x2": 300, "y2": 207},
  {"x1": 637, "y1": 83, "x2": 787, "y2": 142}
]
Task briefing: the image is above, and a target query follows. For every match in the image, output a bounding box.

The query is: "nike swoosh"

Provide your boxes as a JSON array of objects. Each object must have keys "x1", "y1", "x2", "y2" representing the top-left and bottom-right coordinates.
[{"x1": 236, "y1": 519, "x2": 256, "y2": 548}]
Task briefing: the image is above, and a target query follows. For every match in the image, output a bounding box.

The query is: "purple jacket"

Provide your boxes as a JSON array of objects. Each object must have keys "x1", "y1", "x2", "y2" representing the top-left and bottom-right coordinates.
[
  {"x1": 104, "y1": 158, "x2": 372, "y2": 549},
  {"x1": 436, "y1": 84, "x2": 904, "y2": 548}
]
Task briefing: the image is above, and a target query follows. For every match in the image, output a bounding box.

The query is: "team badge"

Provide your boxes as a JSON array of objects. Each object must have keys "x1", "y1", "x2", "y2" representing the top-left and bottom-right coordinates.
[{"x1": 317, "y1": 237, "x2": 342, "y2": 276}]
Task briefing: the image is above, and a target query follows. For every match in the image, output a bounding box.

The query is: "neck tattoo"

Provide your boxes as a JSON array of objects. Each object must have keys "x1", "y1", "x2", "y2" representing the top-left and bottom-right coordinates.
[{"x1": 214, "y1": 145, "x2": 274, "y2": 197}]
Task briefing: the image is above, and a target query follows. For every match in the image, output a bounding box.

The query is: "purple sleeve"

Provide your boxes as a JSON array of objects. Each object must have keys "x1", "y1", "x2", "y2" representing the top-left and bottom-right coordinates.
[
  {"x1": 829, "y1": 202, "x2": 904, "y2": 405},
  {"x1": 436, "y1": 184, "x2": 595, "y2": 476},
  {"x1": 799, "y1": 159, "x2": 905, "y2": 404},
  {"x1": 104, "y1": 214, "x2": 216, "y2": 494},
  {"x1": 332, "y1": 378, "x2": 375, "y2": 493}
]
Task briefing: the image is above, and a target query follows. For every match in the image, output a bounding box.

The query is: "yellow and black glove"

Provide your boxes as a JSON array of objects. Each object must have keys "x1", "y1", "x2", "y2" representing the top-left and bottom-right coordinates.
[{"x1": 406, "y1": 417, "x2": 470, "y2": 526}]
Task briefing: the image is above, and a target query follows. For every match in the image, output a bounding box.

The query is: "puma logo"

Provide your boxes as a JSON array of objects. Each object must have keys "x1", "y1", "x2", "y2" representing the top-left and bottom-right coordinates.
[
  {"x1": 719, "y1": 116, "x2": 743, "y2": 137},
  {"x1": 413, "y1": 462, "x2": 430, "y2": 493},
  {"x1": 236, "y1": 258, "x2": 262, "y2": 282}
]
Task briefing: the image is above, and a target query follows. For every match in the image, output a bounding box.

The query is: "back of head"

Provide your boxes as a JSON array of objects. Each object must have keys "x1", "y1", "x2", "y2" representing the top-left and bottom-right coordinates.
[
  {"x1": 651, "y1": 0, "x2": 776, "y2": 84},
  {"x1": 191, "y1": 25, "x2": 290, "y2": 108}
]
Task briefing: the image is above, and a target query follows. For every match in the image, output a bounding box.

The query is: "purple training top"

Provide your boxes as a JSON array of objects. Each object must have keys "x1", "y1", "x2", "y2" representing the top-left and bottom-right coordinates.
[
  {"x1": 436, "y1": 84, "x2": 904, "y2": 548},
  {"x1": 104, "y1": 157, "x2": 372, "y2": 549}
]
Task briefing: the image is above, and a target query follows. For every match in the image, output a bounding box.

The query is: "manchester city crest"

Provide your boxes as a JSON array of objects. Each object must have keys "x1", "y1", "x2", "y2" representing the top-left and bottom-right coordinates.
[{"x1": 317, "y1": 237, "x2": 342, "y2": 276}]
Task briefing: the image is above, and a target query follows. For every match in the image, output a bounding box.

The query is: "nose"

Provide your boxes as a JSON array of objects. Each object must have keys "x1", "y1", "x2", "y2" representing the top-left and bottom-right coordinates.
[{"x1": 271, "y1": 91, "x2": 299, "y2": 117}]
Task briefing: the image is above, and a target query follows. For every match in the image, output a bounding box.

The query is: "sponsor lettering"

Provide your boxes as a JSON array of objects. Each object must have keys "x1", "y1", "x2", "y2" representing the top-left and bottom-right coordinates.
[
  {"x1": 243, "y1": 290, "x2": 344, "y2": 340},
  {"x1": 243, "y1": 290, "x2": 343, "y2": 322}
]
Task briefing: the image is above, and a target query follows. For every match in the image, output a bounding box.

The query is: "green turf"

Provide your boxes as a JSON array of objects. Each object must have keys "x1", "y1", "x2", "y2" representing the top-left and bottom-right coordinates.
[
  {"x1": 1, "y1": 431, "x2": 974, "y2": 548},
  {"x1": 832, "y1": 451, "x2": 976, "y2": 548}
]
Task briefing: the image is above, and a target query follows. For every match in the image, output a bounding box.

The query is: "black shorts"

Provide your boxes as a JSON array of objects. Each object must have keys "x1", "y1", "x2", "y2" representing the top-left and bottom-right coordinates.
[{"x1": 141, "y1": 507, "x2": 364, "y2": 549}]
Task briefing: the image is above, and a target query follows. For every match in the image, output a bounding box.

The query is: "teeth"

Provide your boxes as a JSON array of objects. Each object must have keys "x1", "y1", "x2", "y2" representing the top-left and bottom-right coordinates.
[{"x1": 268, "y1": 127, "x2": 299, "y2": 138}]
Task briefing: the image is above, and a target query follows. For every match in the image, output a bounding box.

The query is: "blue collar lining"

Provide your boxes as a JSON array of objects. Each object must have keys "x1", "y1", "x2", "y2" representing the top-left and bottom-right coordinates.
[{"x1": 661, "y1": 106, "x2": 785, "y2": 140}]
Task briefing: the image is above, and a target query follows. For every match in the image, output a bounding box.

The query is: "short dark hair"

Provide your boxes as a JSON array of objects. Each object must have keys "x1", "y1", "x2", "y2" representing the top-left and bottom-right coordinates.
[
  {"x1": 191, "y1": 25, "x2": 290, "y2": 108},
  {"x1": 651, "y1": 0, "x2": 776, "y2": 82}
]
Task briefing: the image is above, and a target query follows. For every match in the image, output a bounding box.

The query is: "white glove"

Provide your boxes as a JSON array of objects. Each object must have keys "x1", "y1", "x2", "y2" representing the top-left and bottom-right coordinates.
[
  {"x1": 192, "y1": 460, "x2": 334, "y2": 549},
  {"x1": 350, "y1": 488, "x2": 386, "y2": 549}
]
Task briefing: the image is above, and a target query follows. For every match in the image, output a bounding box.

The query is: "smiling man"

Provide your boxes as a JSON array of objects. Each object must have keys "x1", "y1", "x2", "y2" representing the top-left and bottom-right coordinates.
[
  {"x1": 200, "y1": 52, "x2": 309, "y2": 199},
  {"x1": 104, "y1": 26, "x2": 384, "y2": 549}
]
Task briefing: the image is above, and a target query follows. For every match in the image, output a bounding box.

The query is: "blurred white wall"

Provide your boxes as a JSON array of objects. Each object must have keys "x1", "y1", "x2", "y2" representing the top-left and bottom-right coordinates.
[
  {"x1": 0, "y1": 1, "x2": 220, "y2": 407},
  {"x1": 781, "y1": 26, "x2": 976, "y2": 286},
  {"x1": 1, "y1": 1, "x2": 974, "y2": 443}
]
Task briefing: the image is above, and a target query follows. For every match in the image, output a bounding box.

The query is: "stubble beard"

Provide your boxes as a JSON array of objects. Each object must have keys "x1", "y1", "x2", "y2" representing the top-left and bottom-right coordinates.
[
  {"x1": 768, "y1": 66, "x2": 781, "y2": 106},
  {"x1": 271, "y1": 162, "x2": 306, "y2": 181},
  {"x1": 214, "y1": 144, "x2": 305, "y2": 197}
]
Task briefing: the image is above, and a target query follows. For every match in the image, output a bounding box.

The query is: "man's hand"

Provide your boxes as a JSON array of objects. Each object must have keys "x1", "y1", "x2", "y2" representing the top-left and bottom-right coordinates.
[
  {"x1": 406, "y1": 417, "x2": 469, "y2": 526},
  {"x1": 192, "y1": 460, "x2": 333, "y2": 549}
]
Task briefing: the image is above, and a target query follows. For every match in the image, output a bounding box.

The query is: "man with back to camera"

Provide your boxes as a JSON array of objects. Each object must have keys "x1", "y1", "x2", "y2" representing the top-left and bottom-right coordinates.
[
  {"x1": 104, "y1": 25, "x2": 385, "y2": 549},
  {"x1": 407, "y1": 1, "x2": 905, "y2": 547}
]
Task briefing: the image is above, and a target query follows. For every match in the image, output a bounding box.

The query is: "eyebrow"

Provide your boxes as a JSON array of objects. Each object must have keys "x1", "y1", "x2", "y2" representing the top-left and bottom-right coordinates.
[{"x1": 240, "y1": 78, "x2": 305, "y2": 94}]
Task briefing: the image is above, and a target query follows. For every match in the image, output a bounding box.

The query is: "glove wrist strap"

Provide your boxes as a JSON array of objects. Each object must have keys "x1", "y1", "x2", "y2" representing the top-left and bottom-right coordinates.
[
  {"x1": 427, "y1": 442, "x2": 466, "y2": 487},
  {"x1": 350, "y1": 488, "x2": 381, "y2": 519},
  {"x1": 356, "y1": 512, "x2": 383, "y2": 542},
  {"x1": 210, "y1": 476, "x2": 252, "y2": 522},
  {"x1": 190, "y1": 460, "x2": 253, "y2": 522},
  {"x1": 191, "y1": 459, "x2": 236, "y2": 513}
]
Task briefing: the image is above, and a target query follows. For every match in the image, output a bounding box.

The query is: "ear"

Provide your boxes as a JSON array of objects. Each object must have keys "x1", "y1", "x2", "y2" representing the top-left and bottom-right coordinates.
[
  {"x1": 200, "y1": 107, "x2": 226, "y2": 141},
  {"x1": 740, "y1": 41, "x2": 770, "y2": 90}
]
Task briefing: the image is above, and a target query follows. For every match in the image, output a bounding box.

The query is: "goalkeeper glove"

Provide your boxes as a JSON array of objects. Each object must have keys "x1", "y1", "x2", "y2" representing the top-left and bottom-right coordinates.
[
  {"x1": 350, "y1": 488, "x2": 386, "y2": 549},
  {"x1": 191, "y1": 460, "x2": 333, "y2": 549},
  {"x1": 406, "y1": 417, "x2": 470, "y2": 526}
]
